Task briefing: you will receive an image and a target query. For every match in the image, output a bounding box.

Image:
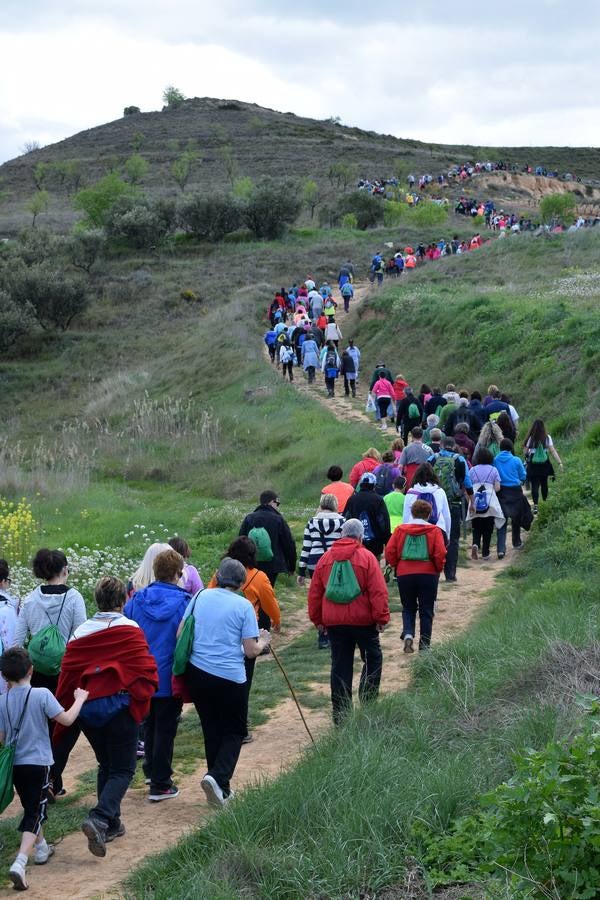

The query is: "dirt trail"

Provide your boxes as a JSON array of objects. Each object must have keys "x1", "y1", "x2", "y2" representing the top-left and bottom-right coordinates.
[{"x1": 4, "y1": 281, "x2": 523, "y2": 897}]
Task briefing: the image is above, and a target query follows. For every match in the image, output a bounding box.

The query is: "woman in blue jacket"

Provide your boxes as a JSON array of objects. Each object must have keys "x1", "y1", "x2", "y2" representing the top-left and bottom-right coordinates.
[
  {"x1": 124, "y1": 548, "x2": 190, "y2": 801},
  {"x1": 493, "y1": 438, "x2": 533, "y2": 559}
]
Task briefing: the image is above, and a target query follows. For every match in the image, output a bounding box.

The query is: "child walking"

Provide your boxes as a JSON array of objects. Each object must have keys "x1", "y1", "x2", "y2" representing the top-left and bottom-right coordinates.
[{"x1": 0, "y1": 648, "x2": 87, "y2": 891}]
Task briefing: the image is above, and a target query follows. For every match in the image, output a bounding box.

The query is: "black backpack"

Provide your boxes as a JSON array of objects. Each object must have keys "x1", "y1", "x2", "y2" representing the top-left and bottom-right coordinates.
[{"x1": 374, "y1": 465, "x2": 395, "y2": 496}]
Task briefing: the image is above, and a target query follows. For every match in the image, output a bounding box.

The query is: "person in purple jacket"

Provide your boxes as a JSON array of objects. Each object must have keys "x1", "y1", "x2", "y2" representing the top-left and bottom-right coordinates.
[{"x1": 168, "y1": 537, "x2": 203, "y2": 594}]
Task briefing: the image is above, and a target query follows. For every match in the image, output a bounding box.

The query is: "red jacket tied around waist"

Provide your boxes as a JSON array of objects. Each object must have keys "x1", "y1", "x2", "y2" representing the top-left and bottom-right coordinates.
[
  {"x1": 307, "y1": 537, "x2": 390, "y2": 628},
  {"x1": 385, "y1": 522, "x2": 447, "y2": 576},
  {"x1": 54, "y1": 626, "x2": 158, "y2": 740}
]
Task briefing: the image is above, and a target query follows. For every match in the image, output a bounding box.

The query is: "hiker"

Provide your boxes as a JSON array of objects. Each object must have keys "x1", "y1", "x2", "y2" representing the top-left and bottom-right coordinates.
[
  {"x1": 494, "y1": 438, "x2": 533, "y2": 559},
  {"x1": 340, "y1": 348, "x2": 357, "y2": 397},
  {"x1": 183, "y1": 558, "x2": 270, "y2": 806},
  {"x1": 427, "y1": 427, "x2": 444, "y2": 455},
  {"x1": 347, "y1": 338, "x2": 361, "y2": 379},
  {"x1": 0, "y1": 561, "x2": 18, "y2": 694},
  {"x1": 468, "y1": 390, "x2": 487, "y2": 428},
  {"x1": 523, "y1": 419, "x2": 563, "y2": 513},
  {"x1": 279, "y1": 342, "x2": 295, "y2": 382},
  {"x1": 429, "y1": 437, "x2": 473, "y2": 583},
  {"x1": 391, "y1": 436, "x2": 405, "y2": 463},
  {"x1": 383, "y1": 476, "x2": 407, "y2": 531},
  {"x1": 324, "y1": 318, "x2": 342, "y2": 346},
  {"x1": 349, "y1": 448, "x2": 382, "y2": 488},
  {"x1": 321, "y1": 466, "x2": 354, "y2": 514},
  {"x1": 402, "y1": 462, "x2": 451, "y2": 536},
  {"x1": 370, "y1": 255, "x2": 385, "y2": 286},
  {"x1": 239, "y1": 490, "x2": 297, "y2": 602},
  {"x1": 396, "y1": 387, "x2": 423, "y2": 443},
  {"x1": 208, "y1": 538, "x2": 281, "y2": 743},
  {"x1": 321, "y1": 341, "x2": 341, "y2": 398},
  {"x1": 453, "y1": 422, "x2": 476, "y2": 462},
  {"x1": 307, "y1": 519, "x2": 389, "y2": 724},
  {"x1": 385, "y1": 499, "x2": 447, "y2": 653},
  {"x1": 124, "y1": 549, "x2": 190, "y2": 802},
  {"x1": 0, "y1": 648, "x2": 88, "y2": 890},
  {"x1": 398, "y1": 426, "x2": 432, "y2": 488},
  {"x1": 373, "y1": 451, "x2": 401, "y2": 496},
  {"x1": 56, "y1": 577, "x2": 158, "y2": 858},
  {"x1": 308, "y1": 288, "x2": 323, "y2": 321},
  {"x1": 128, "y1": 542, "x2": 171, "y2": 598},
  {"x1": 340, "y1": 280, "x2": 354, "y2": 312},
  {"x1": 473, "y1": 420, "x2": 503, "y2": 463},
  {"x1": 484, "y1": 389, "x2": 511, "y2": 421},
  {"x1": 301, "y1": 334, "x2": 320, "y2": 384},
  {"x1": 14, "y1": 548, "x2": 87, "y2": 799},
  {"x1": 370, "y1": 370, "x2": 395, "y2": 431},
  {"x1": 298, "y1": 496, "x2": 345, "y2": 649},
  {"x1": 263, "y1": 327, "x2": 277, "y2": 363},
  {"x1": 466, "y1": 448, "x2": 505, "y2": 560},
  {"x1": 423, "y1": 387, "x2": 446, "y2": 419},
  {"x1": 168, "y1": 536, "x2": 203, "y2": 595},
  {"x1": 422, "y1": 414, "x2": 440, "y2": 445},
  {"x1": 444, "y1": 396, "x2": 481, "y2": 439},
  {"x1": 344, "y1": 473, "x2": 391, "y2": 559}
]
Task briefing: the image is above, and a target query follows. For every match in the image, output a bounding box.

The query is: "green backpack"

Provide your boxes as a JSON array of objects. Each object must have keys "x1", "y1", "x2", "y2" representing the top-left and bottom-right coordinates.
[
  {"x1": 488, "y1": 440, "x2": 500, "y2": 459},
  {"x1": 28, "y1": 592, "x2": 69, "y2": 676},
  {"x1": 172, "y1": 591, "x2": 201, "y2": 677},
  {"x1": 0, "y1": 688, "x2": 32, "y2": 814},
  {"x1": 532, "y1": 442, "x2": 549, "y2": 464},
  {"x1": 401, "y1": 533, "x2": 430, "y2": 561},
  {"x1": 325, "y1": 560, "x2": 361, "y2": 604},
  {"x1": 408, "y1": 401, "x2": 420, "y2": 419},
  {"x1": 248, "y1": 526, "x2": 274, "y2": 562}
]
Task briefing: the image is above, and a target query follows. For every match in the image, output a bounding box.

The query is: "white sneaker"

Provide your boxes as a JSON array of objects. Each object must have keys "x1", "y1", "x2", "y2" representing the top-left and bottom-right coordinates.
[
  {"x1": 33, "y1": 842, "x2": 55, "y2": 865},
  {"x1": 201, "y1": 774, "x2": 225, "y2": 807},
  {"x1": 223, "y1": 789, "x2": 236, "y2": 805},
  {"x1": 9, "y1": 859, "x2": 28, "y2": 891}
]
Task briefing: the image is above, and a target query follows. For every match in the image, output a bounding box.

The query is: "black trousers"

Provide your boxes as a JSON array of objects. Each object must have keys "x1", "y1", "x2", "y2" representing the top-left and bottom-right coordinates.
[
  {"x1": 344, "y1": 376, "x2": 356, "y2": 396},
  {"x1": 31, "y1": 669, "x2": 80, "y2": 793},
  {"x1": 326, "y1": 625, "x2": 383, "y2": 725},
  {"x1": 186, "y1": 663, "x2": 247, "y2": 795},
  {"x1": 306, "y1": 365, "x2": 316, "y2": 383},
  {"x1": 325, "y1": 375, "x2": 336, "y2": 396},
  {"x1": 472, "y1": 517, "x2": 495, "y2": 556},
  {"x1": 282, "y1": 362, "x2": 293, "y2": 381},
  {"x1": 444, "y1": 502, "x2": 462, "y2": 579},
  {"x1": 397, "y1": 573, "x2": 439, "y2": 647},
  {"x1": 530, "y1": 474, "x2": 549, "y2": 504},
  {"x1": 81, "y1": 708, "x2": 138, "y2": 829},
  {"x1": 13, "y1": 765, "x2": 49, "y2": 834},
  {"x1": 142, "y1": 696, "x2": 183, "y2": 790}
]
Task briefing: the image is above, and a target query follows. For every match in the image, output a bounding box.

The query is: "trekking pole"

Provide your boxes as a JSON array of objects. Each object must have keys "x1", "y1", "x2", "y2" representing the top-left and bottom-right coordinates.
[{"x1": 269, "y1": 644, "x2": 315, "y2": 744}]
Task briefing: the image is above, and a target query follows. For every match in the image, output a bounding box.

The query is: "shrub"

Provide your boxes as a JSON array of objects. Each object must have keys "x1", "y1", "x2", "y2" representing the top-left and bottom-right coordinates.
[
  {"x1": 242, "y1": 180, "x2": 301, "y2": 239},
  {"x1": 67, "y1": 229, "x2": 104, "y2": 273},
  {"x1": 336, "y1": 191, "x2": 384, "y2": 230},
  {"x1": 540, "y1": 192, "x2": 577, "y2": 226},
  {"x1": 232, "y1": 176, "x2": 254, "y2": 200},
  {"x1": 123, "y1": 106, "x2": 141, "y2": 116},
  {"x1": 104, "y1": 196, "x2": 171, "y2": 249},
  {"x1": 383, "y1": 201, "x2": 405, "y2": 227},
  {"x1": 15, "y1": 227, "x2": 62, "y2": 265},
  {"x1": 171, "y1": 151, "x2": 198, "y2": 192},
  {"x1": 0, "y1": 291, "x2": 36, "y2": 351},
  {"x1": 9, "y1": 264, "x2": 88, "y2": 330},
  {"x1": 124, "y1": 153, "x2": 149, "y2": 185},
  {"x1": 341, "y1": 213, "x2": 358, "y2": 230},
  {"x1": 73, "y1": 174, "x2": 136, "y2": 228},
  {"x1": 178, "y1": 194, "x2": 242, "y2": 241}
]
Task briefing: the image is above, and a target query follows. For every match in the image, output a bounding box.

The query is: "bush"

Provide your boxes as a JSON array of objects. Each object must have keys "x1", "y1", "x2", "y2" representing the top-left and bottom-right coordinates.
[
  {"x1": 162, "y1": 85, "x2": 185, "y2": 109},
  {"x1": 340, "y1": 213, "x2": 358, "y2": 230},
  {"x1": 336, "y1": 191, "x2": 384, "y2": 230},
  {"x1": 123, "y1": 106, "x2": 141, "y2": 116},
  {"x1": 0, "y1": 291, "x2": 36, "y2": 351},
  {"x1": 73, "y1": 174, "x2": 136, "y2": 228},
  {"x1": 242, "y1": 181, "x2": 301, "y2": 239},
  {"x1": 410, "y1": 201, "x2": 449, "y2": 228},
  {"x1": 9, "y1": 264, "x2": 88, "y2": 330},
  {"x1": 540, "y1": 192, "x2": 577, "y2": 226},
  {"x1": 383, "y1": 201, "x2": 405, "y2": 227},
  {"x1": 67, "y1": 229, "x2": 104, "y2": 273},
  {"x1": 104, "y1": 196, "x2": 171, "y2": 249},
  {"x1": 178, "y1": 194, "x2": 242, "y2": 241},
  {"x1": 124, "y1": 154, "x2": 149, "y2": 185}
]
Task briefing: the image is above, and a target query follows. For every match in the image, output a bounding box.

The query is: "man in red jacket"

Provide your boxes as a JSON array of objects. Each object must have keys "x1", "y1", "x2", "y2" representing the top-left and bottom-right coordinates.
[
  {"x1": 308, "y1": 519, "x2": 390, "y2": 724},
  {"x1": 385, "y1": 499, "x2": 447, "y2": 653},
  {"x1": 56, "y1": 576, "x2": 158, "y2": 858}
]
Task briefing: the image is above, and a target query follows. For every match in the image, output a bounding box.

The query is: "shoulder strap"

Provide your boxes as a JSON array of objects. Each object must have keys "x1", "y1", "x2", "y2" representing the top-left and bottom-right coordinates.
[
  {"x1": 244, "y1": 571, "x2": 259, "y2": 593},
  {"x1": 6, "y1": 688, "x2": 32, "y2": 745},
  {"x1": 43, "y1": 589, "x2": 70, "y2": 627}
]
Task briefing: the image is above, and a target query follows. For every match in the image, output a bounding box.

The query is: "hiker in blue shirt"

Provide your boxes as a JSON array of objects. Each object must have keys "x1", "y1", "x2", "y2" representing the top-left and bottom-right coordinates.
[
  {"x1": 263, "y1": 329, "x2": 277, "y2": 363},
  {"x1": 494, "y1": 439, "x2": 531, "y2": 559}
]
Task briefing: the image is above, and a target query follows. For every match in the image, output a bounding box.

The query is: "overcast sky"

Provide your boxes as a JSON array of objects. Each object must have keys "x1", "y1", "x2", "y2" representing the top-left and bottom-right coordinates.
[{"x1": 1, "y1": 0, "x2": 599, "y2": 164}]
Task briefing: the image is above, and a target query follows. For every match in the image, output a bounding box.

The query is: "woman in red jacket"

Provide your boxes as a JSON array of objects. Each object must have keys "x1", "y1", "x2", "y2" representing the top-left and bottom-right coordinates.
[{"x1": 385, "y1": 499, "x2": 446, "y2": 653}]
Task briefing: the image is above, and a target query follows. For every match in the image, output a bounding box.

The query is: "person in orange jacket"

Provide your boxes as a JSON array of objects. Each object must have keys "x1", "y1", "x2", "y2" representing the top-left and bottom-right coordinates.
[
  {"x1": 308, "y1": 518, "x2": 389, "y2": 724},
  {"x1": 385, "y1": 499, "x2": 446, "y2": 653}
]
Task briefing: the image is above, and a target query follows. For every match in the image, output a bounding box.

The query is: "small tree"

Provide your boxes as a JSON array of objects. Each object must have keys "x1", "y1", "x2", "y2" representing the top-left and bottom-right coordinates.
[
  {"x1": 336, "y1": 191, "x2": 383, "y2": 230},
  {"x1": 67, "y1": 230, "x2": 104, "y2": 274},
  {"x1": 411, "y1": 201, "x2": 448, "y2": 228},
  {"x1": 124, "y1": 154, "x2": 149, "y2": 185},
  {"x1": 540, "y1": 192, "x2": 577, "y2": 226},
  {"x1": 131, "y1": 131, "x2": 144, "y2": 152},
  {"x1": 341, "y1": 213, "x2": 358, "y2": 230},
  {"x1": 21, "y1": 140, "x2": 41, "y2": 154},
  {"x1": 328, "y1": 160, "x2": 357, "y2": 191},
  {"x1": 383, "y1": 201, "x2": 406, "y2": 227},
  {"x1": 178, "y1": 194, "x2": 242, "y2": 241},
  {"x1": 28, "y1": 190, "x2": 49, "y2": 227},
  {"x1": 243, "y1": 180, "x2": 301, "y2": 239},
  {"x1": 171, "y1": 150, "x2": 198, "y2": 192},
  {"x1": 218, "y1": 145, "x2": 239, "y2": 187},
  {"x1": 10, "y1": 264, "x2": 88, "y2": 330},
  {"x1": 0, "y1": 291, "x2": 36, "y2": 351},
  {"x1": 32, "y1": 162, "x2": 49, "y2": 191},
  {"x1": 302, "y1": 179, "x2": 322, "y2": 219},
  {"x1": 123, "y1": 105, "x2": 141, "y2": 116},
  {"x1": 232, "y1": 176, "x2": 254, "y2": 200},
  {"x1": 64, "y1": 160, "x2": 84, "y2": 193},
  {"x1": 162, "y1": 85, "x2": 186, "y2": 109},
  {"x1": 73, "y1": 174, "x2": 135, "y2": 228},
  {"x1": 104, "y1": 196, "x2": 171, "y2": 249}
]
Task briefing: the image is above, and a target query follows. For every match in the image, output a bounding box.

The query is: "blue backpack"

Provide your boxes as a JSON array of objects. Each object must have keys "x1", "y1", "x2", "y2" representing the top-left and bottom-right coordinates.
[{"x1": 408, "y1": 490, "x2": 439, "y2": 525}]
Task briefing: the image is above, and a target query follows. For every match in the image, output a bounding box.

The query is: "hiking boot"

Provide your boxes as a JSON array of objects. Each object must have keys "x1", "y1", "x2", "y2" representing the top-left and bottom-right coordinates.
[
  {"x1": 403, "y1": 637, "x2": 414, "y2": 654},
  {"x1": 105, "y1": 822, "x2": 126, "y2": 843},
  {"x1": 201, "y1": 774, "x2": 225, "y2": 808},
  {"x1": 81, "y1": 816, "x2": 107, "y2": 858},
  {"x1": 318, "y1": 632, "x2": 330, "y2": 650},
  {"x1": 149, "y1": 784, "x2": 179, "y2": 802},
  {"x1": 533, "y1": 504, "x2": 538, "y2": 515},
  {"x1": 471, "y1": 544, "x2": 478, "y2": 560},
  {"x1": 33, "y1": 842, "x2": 54, "y2": 865},
  {"x1": 136, "y1": 741, "x2": 145, "y2": 759},
  {"x1": 241, "y1": 733, "x2": 254, "y2": 744},
  {"x1": 9, "y1": 859, "x2": 27, "y2": 891},
  {"x1": 513, "y1": 541, "x2": 523, "y2": 549}
]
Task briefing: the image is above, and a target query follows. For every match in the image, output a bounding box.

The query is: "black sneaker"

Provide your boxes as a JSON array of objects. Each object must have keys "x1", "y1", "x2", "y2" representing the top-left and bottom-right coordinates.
[
  {"x1": 241, "y1": 733, "x2": 254, "y2": 744},
  {"x1": 81, "y1": 816, "x2": 107, "y2": 857},
  {"x1": 149, "y1": 785, "x2": 179, "y2": 802},
  {"x1": 105, "y1": 822, "x2": 126, "y2": 843}
]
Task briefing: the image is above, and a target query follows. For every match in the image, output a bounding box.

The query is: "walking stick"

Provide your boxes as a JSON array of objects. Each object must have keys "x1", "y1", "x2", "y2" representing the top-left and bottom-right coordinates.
[{"x1": 269, "y1": 644, "x2": 316, "y2": 744}]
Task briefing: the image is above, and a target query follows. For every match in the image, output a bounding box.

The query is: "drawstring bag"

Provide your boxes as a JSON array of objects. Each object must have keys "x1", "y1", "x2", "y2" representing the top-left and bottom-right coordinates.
[
  {"x1": 28, "y1": 592, "x2": 69, "y2": 676},
  {"x1": 172, "y1": 591, "x2": 201, "y2": 677},
  {"x1": 325, "y1": 560, "x2": 361, "y2": 604},
  {"x1": 401, "y1": 534, "x2": 430, "y2": 561},
  {"x1": 0, "y1": 688, "x2": 32, "y2": 814}
]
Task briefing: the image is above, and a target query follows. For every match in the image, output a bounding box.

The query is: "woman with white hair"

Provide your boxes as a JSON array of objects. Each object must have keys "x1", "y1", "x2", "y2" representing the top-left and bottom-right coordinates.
[{"x1": 182, "y1": 558, "x2": 271, "y2": 807}]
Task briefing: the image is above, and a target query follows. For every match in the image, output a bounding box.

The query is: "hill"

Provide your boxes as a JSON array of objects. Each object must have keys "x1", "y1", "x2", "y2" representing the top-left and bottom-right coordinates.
[{"x1": 1, "y1": 96, "x2": 600, "y2": 233}]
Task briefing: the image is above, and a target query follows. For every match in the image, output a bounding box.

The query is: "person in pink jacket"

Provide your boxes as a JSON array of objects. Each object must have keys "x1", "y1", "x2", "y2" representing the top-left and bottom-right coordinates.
[{"x1": 371, "y1": 376, "x2": 395, "y2": 431}]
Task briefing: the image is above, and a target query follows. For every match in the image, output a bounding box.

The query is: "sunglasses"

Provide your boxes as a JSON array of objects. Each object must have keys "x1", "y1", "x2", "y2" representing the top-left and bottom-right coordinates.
[{"x1": 273, "y1": 499, "x2": 281, "y2": 506}]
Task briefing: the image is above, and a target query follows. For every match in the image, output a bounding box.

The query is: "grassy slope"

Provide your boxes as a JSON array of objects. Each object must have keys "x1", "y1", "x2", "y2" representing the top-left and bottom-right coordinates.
[{"x1": 126, "y1": 229, "x2": 600, "y2": 898}]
